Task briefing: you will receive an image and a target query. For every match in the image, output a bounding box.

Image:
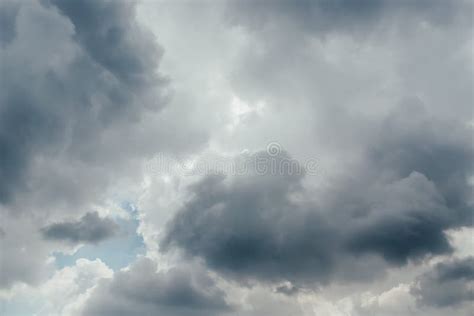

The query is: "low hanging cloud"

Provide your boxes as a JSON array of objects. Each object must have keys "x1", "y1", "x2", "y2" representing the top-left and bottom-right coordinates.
[
  {"x1": 82, "y1": 257, "x2": 232, "y2": 316},
  {"x1": 412, "y1": 257, "x2": 474, "y2": 308},
  {"x1": 41, "y1": 212, "x2": 119, "y2": 244}
]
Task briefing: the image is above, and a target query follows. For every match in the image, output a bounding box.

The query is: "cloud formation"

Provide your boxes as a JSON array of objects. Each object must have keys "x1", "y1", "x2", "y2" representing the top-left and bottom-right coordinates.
[
  {"x1": 41, "y1": 212, "x2": 118, "y2": 244},
  {"x1": 162, "y1": 103, "x2": 473, "y2": 286},
  {"x1": 0, "y1": 0, "x2": 473, "y2": 315}
]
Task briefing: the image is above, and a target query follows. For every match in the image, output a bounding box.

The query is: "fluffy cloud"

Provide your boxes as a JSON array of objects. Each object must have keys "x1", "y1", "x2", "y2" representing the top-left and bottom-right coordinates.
[
  {"x1": 40, "y1": 258, "x2": 113, "y2": 316},
  {"x1": 0, "y1": 258, "x2": 113, "y2": 316},
  {"x1": 160, "y1": 151, "x2": 339, "y2": 285}
]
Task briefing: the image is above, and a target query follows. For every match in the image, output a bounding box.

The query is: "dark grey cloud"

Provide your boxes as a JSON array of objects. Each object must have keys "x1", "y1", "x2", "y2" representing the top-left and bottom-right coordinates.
[
  {"x1": 83, "y1": 257, "x2": 232, "y2": 316},
  {"x1": 41, "y1": 212, "x2": 118, "y2": 244},
  {"x1": 162, "y1": 103, "x2": 473, "y2": 286},
  {"x1": 161, "y1": 151, "x2": 339, "y2": 285},
  {"x1": 159, "y1": 151, "x2": 374, "y2": 285},
  {"x1": 346, "y1": 101, "x2": 474, "y2": 263},
  {"x1": 412, "y1": 257, "x2": 474, "y2": 308}
]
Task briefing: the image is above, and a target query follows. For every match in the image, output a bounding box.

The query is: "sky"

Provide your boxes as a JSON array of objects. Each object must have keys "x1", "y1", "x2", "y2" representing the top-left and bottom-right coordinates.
[{"x1": 0, "y1": 0, "x2": 473, "y2": 315}]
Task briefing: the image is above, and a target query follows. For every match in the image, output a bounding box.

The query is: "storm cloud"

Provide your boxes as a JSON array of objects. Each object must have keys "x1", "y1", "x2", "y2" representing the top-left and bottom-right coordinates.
[{"x1": 162, "y1": 103, "x2": 473, "y2": 286}]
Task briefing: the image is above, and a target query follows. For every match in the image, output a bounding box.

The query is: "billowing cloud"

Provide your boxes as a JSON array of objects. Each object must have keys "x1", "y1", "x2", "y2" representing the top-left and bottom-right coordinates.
[
  {"x1": 162, "y1": 103, "x2": 473, "y2": 286},
  {"x1": 82, "y1": 257, "x2": 232, "y2": 316},
  {"x1": 0, "y1": 0, "x2": 166, "y2": 205},
  {"x1": 41, "y1": 258, "x2": 113, "y2": 316},
  {"x1": 161, "y1": 151, "x2": 339, "y2": 285},
  {"x1": 41, "y1": 212, "x2": 118, "y2": 244}
]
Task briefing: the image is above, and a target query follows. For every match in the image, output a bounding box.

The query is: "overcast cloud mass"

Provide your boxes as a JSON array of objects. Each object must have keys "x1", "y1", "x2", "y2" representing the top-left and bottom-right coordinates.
[{"x1": 0, "y1": 0, "x2": 473, "y2": 315}]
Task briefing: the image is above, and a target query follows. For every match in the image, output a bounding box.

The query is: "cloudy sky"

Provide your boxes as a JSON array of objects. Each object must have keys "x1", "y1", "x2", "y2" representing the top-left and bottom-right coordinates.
[{"x1": 0, "y1": 0, "x2": 473, "y2": 315}]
